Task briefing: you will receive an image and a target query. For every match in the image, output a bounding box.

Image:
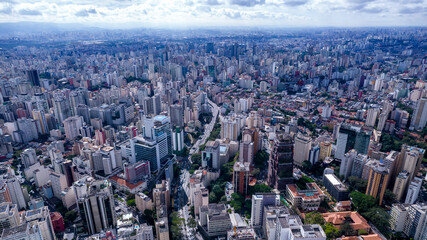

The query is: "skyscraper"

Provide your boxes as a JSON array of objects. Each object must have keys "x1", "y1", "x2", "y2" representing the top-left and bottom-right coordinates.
[
  {"x1": 366, "y1": 163, "x2": 389, "y2": 205},
  {"x1": 410, "y1": 98, "x2": 427, "y2": 130},
  {"x1": 335, "y1": 124, "x2": 372, "y2": 160},
  {"x1": 233, "y1": 161, "x2": 250, "y2": 195},
  {"x1": 267, "y1": 134, "x2": 294, "y2": 190},
  {"x1": 27, "y1": 69, "x2": 40, "y2": 87},
  {"x1": 366, "y1": 108, "x2": 380, "y2": 127},
  {"x1": 74, "y1": 177, "x2": 116, "y2": 235},
  {"x1": 32, "y1": 110, "x2": 49, "y2": 135}
]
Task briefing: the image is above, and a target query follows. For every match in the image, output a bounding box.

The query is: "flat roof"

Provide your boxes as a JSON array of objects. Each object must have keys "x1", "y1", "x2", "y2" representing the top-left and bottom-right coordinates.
[{"x1": 325, "y1": 174, "x2": 341, "y2": 186}]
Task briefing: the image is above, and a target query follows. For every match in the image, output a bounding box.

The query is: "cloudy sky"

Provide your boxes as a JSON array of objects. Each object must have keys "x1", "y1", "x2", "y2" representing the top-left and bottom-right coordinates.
[{"x1": 0, "y1": 0, "x2": 426, "y2": 28}]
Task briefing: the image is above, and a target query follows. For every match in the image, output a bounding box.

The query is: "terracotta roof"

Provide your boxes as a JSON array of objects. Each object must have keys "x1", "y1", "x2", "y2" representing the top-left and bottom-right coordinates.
[
  {"x1": 322, "y1": 211, "x2": 370, "y2": 231},
  {"x1": 109, "y1": 175, "x2": 144, "y2": 190}
]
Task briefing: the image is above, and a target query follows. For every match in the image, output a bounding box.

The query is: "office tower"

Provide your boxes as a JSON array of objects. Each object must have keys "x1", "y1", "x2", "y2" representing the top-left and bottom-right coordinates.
[
  {"x1": 0, "y1": 167, "x2": 26, "y2": 210},
  {"x1": 53, "y1": 92, "x2": 71, "y2": 124},
  {"x1": 410, "y1": 98, "x2": 427, "y2": 130},
  {"x1": 153, "y1": 180, "x2": 170, "y2": 214},
  {"x1": 233, "y1": 161, "x2": 250, "y2": 195},
  {"x1": 169, "y1": 104, "x2": 184, "y2": 127},
  {"x1": 335, "y1": 124, "x2": 372, "y2": 160},
  {"x1": 202, "y1": 140, "x2": 220, "y2": 169},
  {"x1": 155, "y1": 218, "x2": 170, "y2": 240},
  {"x1": 0, "y1": 202, "x2": 20, "y2": 232},
  {"x1": 250, "y1": 193, "x2": 281, "y2": 227},
  {"x1": 17, "y1": 118, "x2": 39, "y2": 143},
  {"x1": 390, "y1": 203, "x2": 409, "y2": 232},
  {"x1": 405, "y1": 177, "x2": 422, "y2": 204},
  {"x1": 32, "y1": 110, "x2": 49, "y2": 135},
  {"x1": 21, "y1": 148, "x2": 37, "y2": 168},
  {"x1": 135, "y1": 192, "x2": 153, "y2": 213},
  {"x1": 267, "y1": 134, "x2": 294, "y2": 190},
  {"x1": 393, "y1": 170, "x2": 410, "y2": 202},
  {"x1": 323, "y1": 174, "x2": 349, "y2": 201},
  {"x1": 293, "y1": 133, "x2": 312, "y2": 167},
  {"x1": 339, "y1": 149, "x2": 357, "y2": 179},
  {"x1": 76, "y1": 104, "x2": 90, "y2": 124},
  {"x1": 49, "y1": 172, "x2": 67, "y2": 199},
  {"x1": 366, "y1": 163, "x2": 389, "y2": 205},
  {"x1": 27, "y1": 69, "x2": 40, "y2": 87},
  {"x1": 308, "y1": 145, "x2": 320, "y2": 165},
  {"x1": 239, "y1": 136, "x2": 254, "y2": 164},
  {"x1": 172, "y1": 127, "x2": 184, "y2": 153},
  {"x1": 131, "y1": 115, "x2": 172, "y2": 172},
  {"x1": 199, "y1": 204, "x2": 231, "y2": 238},
  {"x1": 403, "y1": 204, "x2": 427, "y2": 239},
  {"x1": 221, "y1": 117, "x2": 239, "y2": 141},
  {"x1": 366, "y1": 108, "x2": 379, "y2": 127},
  {"x1": 74, "y1": 177, "x2": 116, "y2": 234},
  {"x1": 1, "y1": 223, "x2": 43, "y2": 240},
  {"x1": 63, "y1": 116, "x2": 84, "y2": 140},
  {"x1": 319, "y1": 141, "x2": 332, "y2": 161},
  {"x1": 23, "y1": 207, "x2": 56, "y2": 240}
]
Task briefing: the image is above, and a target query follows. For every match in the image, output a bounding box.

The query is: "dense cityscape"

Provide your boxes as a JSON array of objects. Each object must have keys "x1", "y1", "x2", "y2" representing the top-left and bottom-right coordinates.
[{"x1": 0, "y1": 26, "x2": 426, "y2": 240}]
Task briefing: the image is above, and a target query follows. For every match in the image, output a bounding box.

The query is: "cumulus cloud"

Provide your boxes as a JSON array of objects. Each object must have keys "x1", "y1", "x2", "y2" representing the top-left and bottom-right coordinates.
[
  {"x1": 75, "y1": 8, "x2": 97, "y2": 17},
  {"x1": 19, "y1": 9, "x2": 42, "y2": 15},
  {"x1": 206, "y1": 0, "x2": 221, "y2": 5},
  {"x1": 0, "y1": 5, "x2": 12, "y2": 14},
  {"x1": 283, "y1": 0, "x2": 309, "y2": 6},
  {"x1": 229, "y1": 0, "x2": 265, "y2": 7}
]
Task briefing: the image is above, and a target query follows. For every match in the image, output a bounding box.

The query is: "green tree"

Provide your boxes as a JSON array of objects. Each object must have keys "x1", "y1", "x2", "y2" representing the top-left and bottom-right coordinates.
[
  {"x1": 383, "y1": 189, "x2": 397, "y2": 206},
  {"x1": 349, "y1": 192, "x2": 377, "y2": 212},
  {"x1": 305, "y1": 212, "x2": 326, "y2": 225},
  {"x1": 302, "y1": 160, "x2": 312, "y2": 171},
  {"x1": 364, "y1": 208, "x2": 390, "y2": 235},
  {"x1": 248, "y1": 184, "x2": 272, "y2": 195},
  {"x1": 126, "y1": 199, "x2": 136, "y2": 207},
  {"x1": 347, "y1": 176, "x2": 368, "y2": 192},
  {"x1": 323, "y1": 222, "x2": 340, "y2": 239},
  {"x1": 191, "y1": 153, "x2": 202, "y2": 165},
  {"x1": 340, "y1": 222, "x2": 354, "y2": 236},
  {"x1": 358, "y1": 229, "x2": 369, "y2": 235}
]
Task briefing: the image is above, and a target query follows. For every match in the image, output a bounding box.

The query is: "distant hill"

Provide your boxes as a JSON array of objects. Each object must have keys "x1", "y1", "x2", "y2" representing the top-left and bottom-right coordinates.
[{"x1": 0, "y1": 22, "x2": 101, "y2": 34}]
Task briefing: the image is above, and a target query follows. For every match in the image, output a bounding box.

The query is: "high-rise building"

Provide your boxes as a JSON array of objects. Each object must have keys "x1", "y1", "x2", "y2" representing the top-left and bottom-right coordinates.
[
  {"x1": 16, "y1": 118, "x2": 39, "y2": 143},
  {"x1": 0, "y1": 167, "x2": 26, "y2": 210},
  {"x1": 221, "y1": 117, "x2": 239, "y2": 141},
  {"x1": 199, "y1": 204, "x2": 231, "y2": 238},
  {"x1": 405, "y1": 177, "x2": 422, "y2": 204},
  {"x1": 366, "y1": 108, "x2": 380, "y2": 127},
  {"x1": 335, "y1": 124, "x2": 372, "y2": 160},
  {"x1": 308, "y1": 145, "x2": 320, "y2": 165},
  {"x1": 169, "y1": 104, "x2": 184, "y2": 128},
  {"x1": 319, "y1": 141, "x2": 332, "y2": 161},
  {"x1": 390, "y1": 203, "x2": 409, "y2": 232},
  {"x1": 1, "y1": 223, "x2": 43, "y2": 240},
  {"x1": 202, "y1": 140, "x2": 220, "y2": 169},
  {"x1": 410, "y1": 98, "x2": 427, "y2": 130},
  {"x1": 135, "y1": 192, "x2": 153, "y2": 213},
  {"x1": 49, "y1": 172, "x2": 68, "y2": 199},
  {"x1": 366, "y1": 163, "x2": 389, "y2": 205},
  {"x1": 350, "y1": 153, "x2": 368, "y2": 179},
  {"x1": 393, "y1": 170, "x2": 410, "y2": 202},
  {"x1": 74, "y1": 177, "x2": 116, "y2": 234},
  {"x1": 131, "y1": 115, "x2": 172, "y2": 172},
  {"x1": 403, "y1": 203, "x2": 427, "y2": 239},
  {"x1": 293, "y1": 133, "x2": 311, "y2": 167},
  {"x1": 63, "y1": 116, "x2": 84, "y2": 140},
  {"x1": 233, "y1": 161, "x2": 250, "y2": 195},
  {"x1": 27, "y1": 69, "x2": 40, "y2": 87},
  {"x1": 21, "y1": 148, "x2": 37, "y2": 168},
  {"x1": 153, "y1": 180, "x2": 170, "y2": 214},
  {"x1": 250, "y1": 193, "x2": 281, "y2": 227},
  {"x1": 23, "y1": 207, "x2": 56, "y2": 240},
  {"x1": 339, "y1": 149, "x2": 357, "y2": 179},
  {"x1": 32, "y1": 110, "x2": 49, "y2": 135},
  {"x1": 172, "y1": 127, "x2": 185, "y2": 154},
  {"x1": 0, "y1": 202, "x2": 20, "y2": 232},
  {"x1": 155, "y1": 218, "x2": 170, "y2": 240},
  {"x1": 267, "y1": 134, "x2": 294, "y2": 190},
  {"x1": 323, "y1": 174, "x2": 349, "y2": 201}
]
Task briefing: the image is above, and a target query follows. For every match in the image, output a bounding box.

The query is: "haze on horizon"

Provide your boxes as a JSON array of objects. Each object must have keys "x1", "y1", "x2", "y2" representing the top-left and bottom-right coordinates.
[{"x1": 0, "y1": 0, "x2": 426, "y2": 29}]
